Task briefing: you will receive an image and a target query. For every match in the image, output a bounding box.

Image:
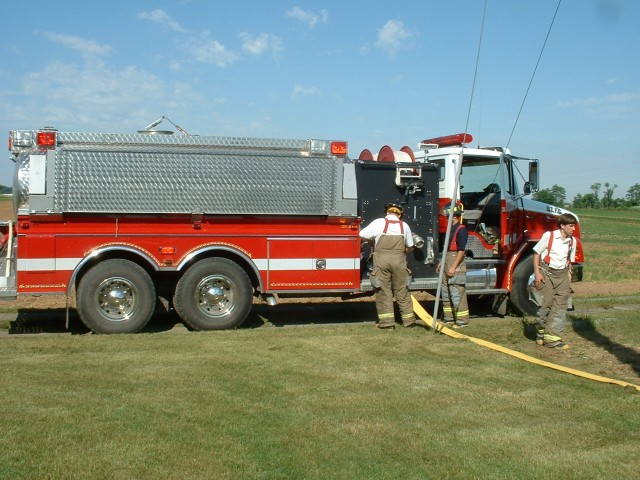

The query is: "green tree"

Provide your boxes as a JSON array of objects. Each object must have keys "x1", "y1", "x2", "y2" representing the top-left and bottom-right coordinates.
[
  {"x1": 572, "y1": 193, "x2": 599, "y2": 209},
  {"x1": 601, "y1": 182, "x2": 618, "y2": 208},
  {"x1": 572, "y1": 194, "x2": 584, "y2": 208},
  {"x1": 626, "y1": 183, "x2": 640, "y2": 206},
  {"x1": 533, "y1": 184, "x2": 566, "y2": 207},
  {"x1": 584, "y1": 183, "x2": 602, "y2": 208}
]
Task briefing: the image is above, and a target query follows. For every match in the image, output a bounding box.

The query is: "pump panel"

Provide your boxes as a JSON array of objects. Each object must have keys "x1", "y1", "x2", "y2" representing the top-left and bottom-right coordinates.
[{"x1": 355, "y1": 160, "x2": 440, "y2": 286}]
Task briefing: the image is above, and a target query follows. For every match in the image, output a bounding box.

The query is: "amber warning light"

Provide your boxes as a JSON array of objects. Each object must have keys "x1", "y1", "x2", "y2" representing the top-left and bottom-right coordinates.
[
  {"x1": 37, "y1": 131, "x2": 57, "y2": 148},
  {"x1": 331, "y1": 141, "x2": 347, "y2": 156}
]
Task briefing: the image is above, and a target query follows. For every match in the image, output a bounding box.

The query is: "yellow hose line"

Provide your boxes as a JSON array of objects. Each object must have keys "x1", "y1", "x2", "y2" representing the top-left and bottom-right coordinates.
[{"x1": 411, "y1": 296, "x2": 640, "y2": 392}]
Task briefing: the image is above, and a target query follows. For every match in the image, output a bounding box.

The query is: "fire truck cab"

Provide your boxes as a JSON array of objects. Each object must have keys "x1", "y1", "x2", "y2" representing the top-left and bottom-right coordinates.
[{"x1": 415, "y1": 133, "x2": 584, "y2": 315}]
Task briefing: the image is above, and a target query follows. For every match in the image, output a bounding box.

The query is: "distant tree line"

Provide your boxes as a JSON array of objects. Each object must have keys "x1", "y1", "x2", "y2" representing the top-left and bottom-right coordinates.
[
  {"x1": 0, "y1": 185, "x2": 11, "y2": 195},
  {"x1": 533, "y1": 182, "x2": 640, "y2": 209}
]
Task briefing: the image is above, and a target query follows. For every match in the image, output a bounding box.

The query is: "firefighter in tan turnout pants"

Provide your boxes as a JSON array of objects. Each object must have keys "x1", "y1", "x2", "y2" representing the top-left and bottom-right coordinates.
[
  {"x1": 533, "y1": 213, "x2": 578, "y2": 350},
  {"x1": 360, "y1": 203, "x2": 423, "y2": 330},
  {"x1": 437, "y1": 204, "x2": 469, "y2": 328}
]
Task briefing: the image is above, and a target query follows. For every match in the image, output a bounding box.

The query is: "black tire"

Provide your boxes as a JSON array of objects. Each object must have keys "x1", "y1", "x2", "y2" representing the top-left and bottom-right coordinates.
[
  {"x1": 77, "y1": 259, "x2": 156, "y2": 333},
  {"x1": 510, "y1": 254, "x2": 538, "y2": 316},
  {"x1": 173, "y1": 258, "x2": 252, "y2": 330}
]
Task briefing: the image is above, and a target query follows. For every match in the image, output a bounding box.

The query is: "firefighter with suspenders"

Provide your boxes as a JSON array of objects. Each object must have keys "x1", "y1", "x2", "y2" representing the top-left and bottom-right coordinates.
[
  {"x1": 532, "y1": 213, "x2": 578, "y2": 349},
  {"x1": 360, "y1": 203, "x2": 424, "y2": 330}
]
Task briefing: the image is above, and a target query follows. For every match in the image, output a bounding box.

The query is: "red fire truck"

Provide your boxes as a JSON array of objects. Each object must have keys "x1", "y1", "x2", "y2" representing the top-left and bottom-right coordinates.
[{"x1": 1, "y1": 127, "x2": 583, "y2": 333}]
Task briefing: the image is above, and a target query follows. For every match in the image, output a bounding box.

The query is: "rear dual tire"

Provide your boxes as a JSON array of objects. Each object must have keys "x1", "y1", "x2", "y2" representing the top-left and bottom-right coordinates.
[
  {"x1": 174, "y1": 258, "x2": 252, "y2": 330},
  {"x1": 77, "y1": 259, "x2": 156, "y2": 333}
]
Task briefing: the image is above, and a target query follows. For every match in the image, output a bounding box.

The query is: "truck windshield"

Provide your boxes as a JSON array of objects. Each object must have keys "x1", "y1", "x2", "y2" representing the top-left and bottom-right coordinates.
[{"x1": 460, "y1": 156, "x2": 503, "y2": 194}]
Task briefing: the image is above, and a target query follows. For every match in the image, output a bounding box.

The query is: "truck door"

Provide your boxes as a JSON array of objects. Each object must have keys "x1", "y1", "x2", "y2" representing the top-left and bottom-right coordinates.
[{"x1": 501, "y1": 154, "x2": 526, "y2": 255}]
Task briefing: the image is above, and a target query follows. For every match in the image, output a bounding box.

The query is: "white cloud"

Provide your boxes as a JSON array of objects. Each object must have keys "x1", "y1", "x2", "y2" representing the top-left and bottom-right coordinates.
[
  {"x1": 375, "y1": 20, "x2": 415, "y2": 56},
  {"x1": 42, "y1": 32, "x2": 112, "y2": 57},
  {"x1": 556, "y1": 91, "x2": 640, "y2": 120},
  {"x1": 137, "y1": 10, "x2": 237, "y2": 67},
  {"x1": 557, "y1": 91, "x2": 640, "y2": 108},
  {"x1": 556, "y1": 97, "x2": 598, "y2": 108},
  {"x1": 240, "y1": 32, "x2": 283, "y2": 56},
  {"x1": 606, "y1": 91, "x2": 640, "y2": 103},
  {"x1": 6, "y1": 53, "x2": 205, "y2": 134},
  {"x1": 23, "y1": 60, "x2": 163, "y2": 112},
  {"x1": 138, "y1": 9, "x2": 285, "y2": 67},
  {"x1": 285, "y1": 7, "x2": 328, "y2": 28},
  {"x1": 291, "y1": 84, "x2": 319, "y2": 99},
  {"x1": 184, "y1": 32, "x2": 239, "y2": 67},
  {"x1": 138, "y1": 9, "x2": 189, "y2": 33}
]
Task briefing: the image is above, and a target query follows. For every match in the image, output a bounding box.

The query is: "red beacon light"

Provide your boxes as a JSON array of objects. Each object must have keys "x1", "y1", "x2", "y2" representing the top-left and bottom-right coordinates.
[
  {"x1": 420, "y1": 133, "x2": 473, "y2": 149},
  {"x1": 37, "y1": 130, "x2": 57, "y2": 148},
  {"x1": 331, "y1": 141, "x2": 347, "y2": 156}
]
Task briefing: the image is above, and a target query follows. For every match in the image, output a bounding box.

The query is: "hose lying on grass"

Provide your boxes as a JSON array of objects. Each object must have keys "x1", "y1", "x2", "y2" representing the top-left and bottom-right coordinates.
[{"x1": 411, "y1": 295, "x2": 640, "y2": 393}]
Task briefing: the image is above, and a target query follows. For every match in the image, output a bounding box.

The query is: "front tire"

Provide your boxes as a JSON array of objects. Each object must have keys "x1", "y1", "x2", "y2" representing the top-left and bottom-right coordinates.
[
  {"x1": 77, "y1": 259, "x2": 156, "y2": 333},
  {"x1": 510, "y1": 255, "x2": 539, "y2": 316},
  {"x1": 174, "y1": 258, "x2": 252, "y2": 330}
]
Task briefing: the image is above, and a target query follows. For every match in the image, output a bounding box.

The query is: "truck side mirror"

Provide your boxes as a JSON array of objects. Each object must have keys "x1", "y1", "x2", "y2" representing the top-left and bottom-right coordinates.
[{"x1": 527, "y1": 160, "x2": 539, "y2": 193}]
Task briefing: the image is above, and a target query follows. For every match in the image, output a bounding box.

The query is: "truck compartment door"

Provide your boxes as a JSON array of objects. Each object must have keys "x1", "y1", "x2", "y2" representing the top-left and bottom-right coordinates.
[{"x1": 266, "y1": 238, "x2": 360, "y2": 292}]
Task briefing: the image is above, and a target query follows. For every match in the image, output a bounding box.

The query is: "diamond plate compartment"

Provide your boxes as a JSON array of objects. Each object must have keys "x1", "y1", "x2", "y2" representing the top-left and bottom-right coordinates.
[{"x1": 54, "y1": 149, "x2": 345, "y2": 216}]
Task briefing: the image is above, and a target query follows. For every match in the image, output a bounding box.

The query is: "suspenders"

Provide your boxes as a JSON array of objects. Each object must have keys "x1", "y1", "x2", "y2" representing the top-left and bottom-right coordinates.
[
  {"x1": 449, "y1": 223, "x2": 464, "y2": 251},
  {"x1": 543, "y1": 231, "x2": 573, "y2": 266},
  {"x1": 383, "y1": 218, "x2": 404, "y2": 234}
]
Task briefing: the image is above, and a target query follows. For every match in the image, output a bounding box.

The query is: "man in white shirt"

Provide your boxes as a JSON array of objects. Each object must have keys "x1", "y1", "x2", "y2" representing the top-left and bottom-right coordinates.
[
  {"x1": 360, "y1": 203, "x2": 421, "y2": 329},
  {"x1": 532, "y1": 213, "x2": 578, "y2": 349}
]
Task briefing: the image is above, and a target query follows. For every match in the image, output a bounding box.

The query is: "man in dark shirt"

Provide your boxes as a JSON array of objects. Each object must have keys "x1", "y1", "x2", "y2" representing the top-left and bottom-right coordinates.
[{"x1": 437, "y1": 204, "x2": 469, "y2": 328}]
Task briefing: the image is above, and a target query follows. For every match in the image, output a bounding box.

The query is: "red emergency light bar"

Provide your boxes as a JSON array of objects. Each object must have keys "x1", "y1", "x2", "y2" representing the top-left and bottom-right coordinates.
[
  {"x1": 331, "y1": 141, "x2": 347, "y2": 156},
  {"x1": 421, "y1": 133, "x2": 473, "y2": 148},
  {"x1": 37, "y1": 130, "x2": 57, "y2": 148}
]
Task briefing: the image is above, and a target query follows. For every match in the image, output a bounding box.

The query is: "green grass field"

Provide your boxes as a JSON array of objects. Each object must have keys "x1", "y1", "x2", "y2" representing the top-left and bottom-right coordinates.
[
  {"x1": 573, "y1": 208, "x2": 640, "y2": 282},
  {"x1": 0, "y1": 208, "x2": 639, "y2": 479}
]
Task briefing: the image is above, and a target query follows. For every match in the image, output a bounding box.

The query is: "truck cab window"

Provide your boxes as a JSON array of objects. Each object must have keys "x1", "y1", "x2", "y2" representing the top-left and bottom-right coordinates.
[{"x1": 459, "y1": 157, "x2": 503, "y2": 232}]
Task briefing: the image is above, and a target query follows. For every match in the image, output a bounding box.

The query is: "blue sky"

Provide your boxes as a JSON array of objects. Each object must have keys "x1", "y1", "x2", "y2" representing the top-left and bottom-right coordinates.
[{"x1": 1, "y1": 0, "x2": 639, "y2": 202}]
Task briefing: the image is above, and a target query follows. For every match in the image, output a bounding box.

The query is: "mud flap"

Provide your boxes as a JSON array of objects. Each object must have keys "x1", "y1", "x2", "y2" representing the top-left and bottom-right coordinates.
[{"x1": 492, "y1": 293, "x2": 508, "y2": 316}]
